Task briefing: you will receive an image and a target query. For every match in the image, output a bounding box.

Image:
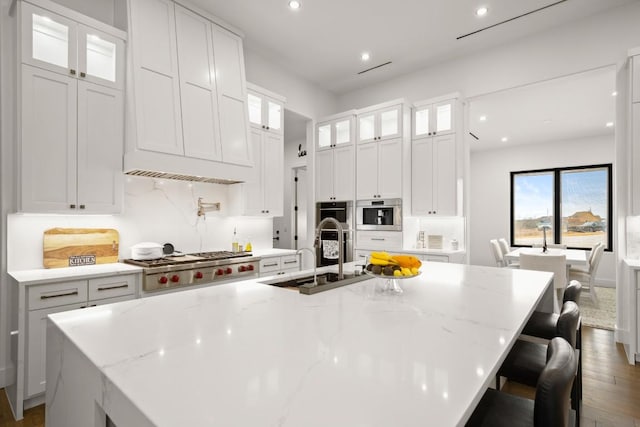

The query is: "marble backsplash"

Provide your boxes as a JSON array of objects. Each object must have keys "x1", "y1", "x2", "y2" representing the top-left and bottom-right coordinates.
[{"x1": 7, "y1": 177, "x2": 273, "y2": 271}]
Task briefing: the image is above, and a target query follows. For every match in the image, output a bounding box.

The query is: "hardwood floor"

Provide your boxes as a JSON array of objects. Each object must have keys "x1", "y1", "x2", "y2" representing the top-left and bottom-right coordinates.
[{"x1": 0, "y1": 326, "x2": 638, "y2": 426}]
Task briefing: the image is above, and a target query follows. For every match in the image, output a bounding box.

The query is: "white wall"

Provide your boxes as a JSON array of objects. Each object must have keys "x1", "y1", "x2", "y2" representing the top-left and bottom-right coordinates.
[
  {"x1": 336, "y1": 2, "x2": 640, "y2": 110},
  {"x1": 470, "y1": 135, "x2": 616, "y2": 285},
  {"x1": 244, "y1": 48, "x2": 338, "y2": 121}
]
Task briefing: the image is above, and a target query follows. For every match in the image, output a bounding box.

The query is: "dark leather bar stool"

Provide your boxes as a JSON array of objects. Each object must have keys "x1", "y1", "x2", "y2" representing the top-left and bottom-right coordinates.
[
  {"x1": 466, "y1": 337, "x2": 577, "y2": 427},
  {"x1": 497, "y1": 301, "x2": 581, "y2": 425},
  {"x1": 522, "y1": 280, "x2": 583, "y2": 407}
]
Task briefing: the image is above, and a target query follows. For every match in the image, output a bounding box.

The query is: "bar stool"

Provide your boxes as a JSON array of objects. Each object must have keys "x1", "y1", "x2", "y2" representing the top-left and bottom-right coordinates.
[
  {"x1": 466, "y1": 337, "x2": 577, "y2": 427},
  {"x1": 497, "y1": 301, "x2": 581, "y2": 425}
]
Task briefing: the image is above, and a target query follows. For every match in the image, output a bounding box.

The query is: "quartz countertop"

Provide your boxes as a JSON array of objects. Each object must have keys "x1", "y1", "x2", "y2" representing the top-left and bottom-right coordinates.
[
  {"x1": 8, "y1": 263, "x2": 143, "y2": 286},
  {"x1": 624, "y1": 258, "x2": 640, "y2": 269},
  {"x1": 250, "y1": 248, "x2": 299, "y2": 257},
  {"x1": 46, "y1": 262, "x2": 552, "y2": 427}
]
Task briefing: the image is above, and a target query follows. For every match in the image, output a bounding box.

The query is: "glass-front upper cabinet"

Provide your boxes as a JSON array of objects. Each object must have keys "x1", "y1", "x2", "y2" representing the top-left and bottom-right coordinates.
[
  {"x1": 357, "y1": 104, "x2": 402, "y2": 143},
  {"x1": 21, "y1": 2, "x2": 124, "y2": 90},
  {"x1": 316, "y1": 114, "x2": 355, "y2": 150},
  {"x1": 413, "y1": 98, "x2": 456, "y2": 138},
  {"x1": 246, "y1": 84, "x2": 285, "y2": 134}
]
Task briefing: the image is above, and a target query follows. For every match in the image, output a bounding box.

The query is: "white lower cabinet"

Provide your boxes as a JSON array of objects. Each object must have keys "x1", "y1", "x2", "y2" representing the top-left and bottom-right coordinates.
[
  {"x1": 259, "y1": 254, "x2": 300, "y2": 277},
  {"x1": 356, "y1": 231, "x2": 403, "y2": 251},
  {"x1": 24, "y1": 274, "x2": 137, "y2": 399}
]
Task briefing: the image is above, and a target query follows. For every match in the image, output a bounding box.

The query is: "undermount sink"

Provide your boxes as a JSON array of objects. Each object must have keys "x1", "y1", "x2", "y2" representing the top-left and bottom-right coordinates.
[{"x1": 261, "y1": 271, "x2": 370, "y2": 295}]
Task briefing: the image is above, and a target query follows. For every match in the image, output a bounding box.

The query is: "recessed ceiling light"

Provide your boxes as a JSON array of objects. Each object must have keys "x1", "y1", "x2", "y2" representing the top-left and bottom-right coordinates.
[
  {"x1": 501, "y1": 137, "x2": 508, "y2": 142},
  {"x1": 476, "y1": 7, "x2": 488, "y2": 17},
  {"x1": 361, "y1": 52, "x2": 370, "y2": 61},
  {"x1": 288, "y1": 1, "x2": 301, "y2": 10},
  {"x1": 606, "y1": 122, "x2": 614, "y2": 127},
  {"x1": 479, "y1": 115, "x2": 487, "y2": 122},
  {"x1": 611, "y1": 91, "x2": 617, "y2": 96}
]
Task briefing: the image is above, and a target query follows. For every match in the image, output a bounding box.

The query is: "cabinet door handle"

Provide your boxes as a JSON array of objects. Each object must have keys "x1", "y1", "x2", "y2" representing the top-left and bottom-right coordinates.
[
  {"x1": 264, "y1": 262, "x2": 278, "y2": 267},
  {"x1": 80, "y1": 71, "x2": 86, "y2": 78},
  {"x1": 69, "y1": 69, "x2": 76, "y2": 75},
  {"x1": 284, "y1": 260, "x2": 297, "y2": 265},
  {"x1": 79, "y1": 204, "x2": 86, "y2": 209},
  {"x1": 70, "y1": 204, "x2": 76, "y2": 209},
  {"x1": 371, "y1": 238, "x2": 385, "y2": 241},
  {"x1": 97, "y1": 283, "x2": 128, "y2": 291},
  {"x1": 40, "y1": 290, "x2": 79, "y2": 300}
]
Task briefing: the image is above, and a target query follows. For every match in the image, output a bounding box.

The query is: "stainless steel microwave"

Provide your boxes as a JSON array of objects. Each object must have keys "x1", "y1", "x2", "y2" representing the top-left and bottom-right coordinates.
[{"x1": 356, "y1": 199, "x2": 402, "y2": 231}]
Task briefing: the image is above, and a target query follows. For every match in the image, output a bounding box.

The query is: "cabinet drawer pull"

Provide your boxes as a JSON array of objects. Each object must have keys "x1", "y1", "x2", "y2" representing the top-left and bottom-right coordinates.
[
  {"x1": 97, "y1": 283, "x2": 128, "y2": 291},
  {"x1": 284, "y1": 260, "x2": 297, "y2": 264},
  {"x1": 371, "y1": 238, "x2": 385, "y2": 241},
  {"x1": 40, "y1": 290, "x2": 79, "y2": 300},
  {"x1": 80, "y1": 71, "x2": 86, "y2": 78},
  {"x1": 264, "y1": 262, "x2": 278, "y2": 267}
]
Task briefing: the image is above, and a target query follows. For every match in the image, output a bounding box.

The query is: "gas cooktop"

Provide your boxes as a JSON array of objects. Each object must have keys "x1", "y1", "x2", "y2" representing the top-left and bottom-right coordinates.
[{"x1": 123, "y1": 251, "x2": 253, "y2": 268}]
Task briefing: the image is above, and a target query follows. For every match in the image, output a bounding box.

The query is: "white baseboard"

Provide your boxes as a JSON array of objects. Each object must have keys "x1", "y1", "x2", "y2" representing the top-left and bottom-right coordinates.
[{"x1": 0, "y1": 362, "x2": 15, "y2": 389}]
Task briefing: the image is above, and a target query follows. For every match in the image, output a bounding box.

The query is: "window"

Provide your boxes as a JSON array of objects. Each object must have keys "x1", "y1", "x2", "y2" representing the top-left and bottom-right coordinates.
[{"x1": 511, "y1": 164, "x2": 612, "y2": 250}]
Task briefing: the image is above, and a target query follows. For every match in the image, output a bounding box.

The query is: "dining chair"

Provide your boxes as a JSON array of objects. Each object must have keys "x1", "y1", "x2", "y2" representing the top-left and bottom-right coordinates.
[
  {"x1": 496, "y1": 302, "x2": 581, "y2": 426},
  {"x1": 520, "y1": 253, "x2": 567, "y2": 311},
  {"x1": 569, "y1": 242, "x2": 604, "y2": 307},
  {"x1": 489, "y1": 239, "x2": 506, "y2": 267},
  {"x1": 498, "y1": 238, "x2": 519, "y2": 268},
  {"x1": 467, "y1": 337, "x2": 577, "y2": 427}
]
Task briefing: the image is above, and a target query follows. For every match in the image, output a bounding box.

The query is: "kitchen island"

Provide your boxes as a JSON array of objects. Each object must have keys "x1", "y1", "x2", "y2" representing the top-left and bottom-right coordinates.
[{"x1": 45, "y1": 262, "x2": 553, "y2": 426}]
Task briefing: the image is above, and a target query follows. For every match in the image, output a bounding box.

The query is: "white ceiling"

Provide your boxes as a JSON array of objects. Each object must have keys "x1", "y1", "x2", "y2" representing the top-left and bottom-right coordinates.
[
  {"x1": 190, "y1": 0, "x2": 635, "y2": 94},
  {"x1": 468, "y1": 67, "x2": 616, "y2": 152}
]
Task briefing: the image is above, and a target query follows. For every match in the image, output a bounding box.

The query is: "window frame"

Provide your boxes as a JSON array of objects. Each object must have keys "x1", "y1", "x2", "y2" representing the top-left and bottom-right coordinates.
[{"x1": 510, "y1": 163, "x2": 613, "y2": 251}]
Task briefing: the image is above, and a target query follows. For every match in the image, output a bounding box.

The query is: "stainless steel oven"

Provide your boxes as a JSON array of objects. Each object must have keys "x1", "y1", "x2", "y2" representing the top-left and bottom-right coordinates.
[
  {"x1": 315, "y1": 201, "x2": 353, "y2": 266},
  {"x1": 356, "y1": 199, "x2": 402, "y2": 231}
]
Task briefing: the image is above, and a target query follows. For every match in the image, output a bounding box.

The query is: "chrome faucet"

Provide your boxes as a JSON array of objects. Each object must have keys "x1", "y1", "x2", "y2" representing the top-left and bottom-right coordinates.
[
  {"x1": 314, "y1": 217, "x2": 344, "y2": 280},
  {"x1": 296, "y1": 247, "x2": 317, "y2": 286}
]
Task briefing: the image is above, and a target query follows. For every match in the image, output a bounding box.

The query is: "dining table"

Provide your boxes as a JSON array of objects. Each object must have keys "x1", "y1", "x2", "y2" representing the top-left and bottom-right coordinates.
[{"x1": 504, "y1": 247, "x2": 588, "y2": 267}]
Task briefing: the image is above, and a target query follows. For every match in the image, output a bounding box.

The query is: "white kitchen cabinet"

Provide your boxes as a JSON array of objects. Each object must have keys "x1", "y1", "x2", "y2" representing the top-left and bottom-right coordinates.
[
  {"x1": 259, "y1": 254, "x2": 300, "y2": 277},
  {"x1": 128, "y1": 0, "x2": 252, "y2": 174},
  {"x1": 316, "y1": 145, "x2": 354, "y2": 202},
  {"x1": 24, "y1": 274, "x2": 137, "y2": 399},
  {"x1": 411, "y1": 134, "x2": 456, "y2": 216},
  {"x1": 20, "y1": 64, "x2": 123, "y2": 213},
  {"x1": 316, "y1": 114, "x2": 355, "y2": 150},
  {"x1": 129, "y1": 0, "x2": 183, "y2": 155},
  {"x1": 412, "y1": 98, "x2": 456, "y2": 138},
  {"x1": 18, "y1": 1, "x2": 125, "y2": 214},
  {"x1": 20, "y1": 1, "x2": 124, "y2": 90},
  {"x1": 175, "y1": 4, "x2": 221, "y2": 161},
  {"x1": 356, "y1": 231, "x2": 403, "y2": 250},
  {"x1": 231, "y1": 128, "x2": 284, "y2": 216},
  {"x1": 247, "y1": 83, "x2": 284, "y2": 134},
  {"x1": 356, "y1": 137, "x2": 402, "y2": 199},
  {"x1": 357, "y1": 103, "x2": 402, "y2": 143}
]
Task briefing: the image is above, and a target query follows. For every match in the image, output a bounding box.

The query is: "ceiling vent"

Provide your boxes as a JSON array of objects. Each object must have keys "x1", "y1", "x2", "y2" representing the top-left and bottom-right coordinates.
[
  {"x1": 125, "y1": 170, "x2": 243, "y2": 185},
  {"x1": 358, "y1": 61, "x2": 392, "y2": 75},
  {"x1": 457, "y1": 0, "x2": 568, "y2": 40}
]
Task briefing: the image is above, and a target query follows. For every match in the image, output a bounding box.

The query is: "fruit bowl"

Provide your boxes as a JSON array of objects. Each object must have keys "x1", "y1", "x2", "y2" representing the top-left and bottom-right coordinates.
[{"x1": 364, "y1": 269, "x2": 421, "y2": 294}]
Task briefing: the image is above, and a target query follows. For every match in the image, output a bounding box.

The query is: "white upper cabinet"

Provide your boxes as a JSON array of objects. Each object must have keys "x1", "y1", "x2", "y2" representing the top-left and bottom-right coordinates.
[
  {"x1": 174, "y1": 4, "x2": 221, "y2": 161},
  {"x1": 316, "y1": 114, "x2": 355, "y2": 150},
  {"x1": 130, "y1": 0, "x2": 184, "y2": 156},
  {"x1": 356, "y1": 138, "x2": 402, "y2": 200},
  {"x1": 18, "y1": 0, "x2": 125, "y2": 213},
  {"x1": 247, "y1": 84, "x2": 284, "y2": 134},
  {"x1": 21, "y1": 1, "x2": 124, "y2": 90},
  {"x1": 211, "y1": 25, "x2": 251, "y2": 166},
  {"x1": 411, "y1": 134, "x2": 456, "y2": 216},
  {"x1": 357, "y1": 104, "x2": 402, "y2": 143},
  {"x1": 413, "y1": 98, "x2": 455, "y2": 138}
]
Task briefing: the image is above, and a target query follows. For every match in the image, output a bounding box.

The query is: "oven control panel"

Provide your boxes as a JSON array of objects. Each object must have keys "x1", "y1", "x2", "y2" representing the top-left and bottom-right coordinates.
[{"x1": 143, "y1": 261, "x2": 259, "y2": 292}]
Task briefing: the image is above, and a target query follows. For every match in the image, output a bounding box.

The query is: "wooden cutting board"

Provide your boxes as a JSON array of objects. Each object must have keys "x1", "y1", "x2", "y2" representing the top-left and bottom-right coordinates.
[{"x1": 43, "y1": 228, "x2": 119, "y2": 268}]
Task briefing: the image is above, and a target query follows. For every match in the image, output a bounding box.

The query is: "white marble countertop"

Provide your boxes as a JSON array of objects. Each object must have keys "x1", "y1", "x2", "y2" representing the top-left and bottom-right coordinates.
[
  {"x1": 624, "y1": 258, "x2": 640, "y2": 269},
  {"x1": 8, "y1": 263, "x2": 143, "y2": 286},
  {"x1": 46, "y1": 262, "x2": 552, "y2": 427},
  {"x1": 250, "y1": 248, "x2": 299, "y2": 257}
]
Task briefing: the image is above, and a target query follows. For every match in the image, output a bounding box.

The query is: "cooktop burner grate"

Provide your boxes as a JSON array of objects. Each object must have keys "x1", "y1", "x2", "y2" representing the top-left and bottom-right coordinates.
[{"x1": 191, "y1": 251, "x2": 252, "y2": 260}]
